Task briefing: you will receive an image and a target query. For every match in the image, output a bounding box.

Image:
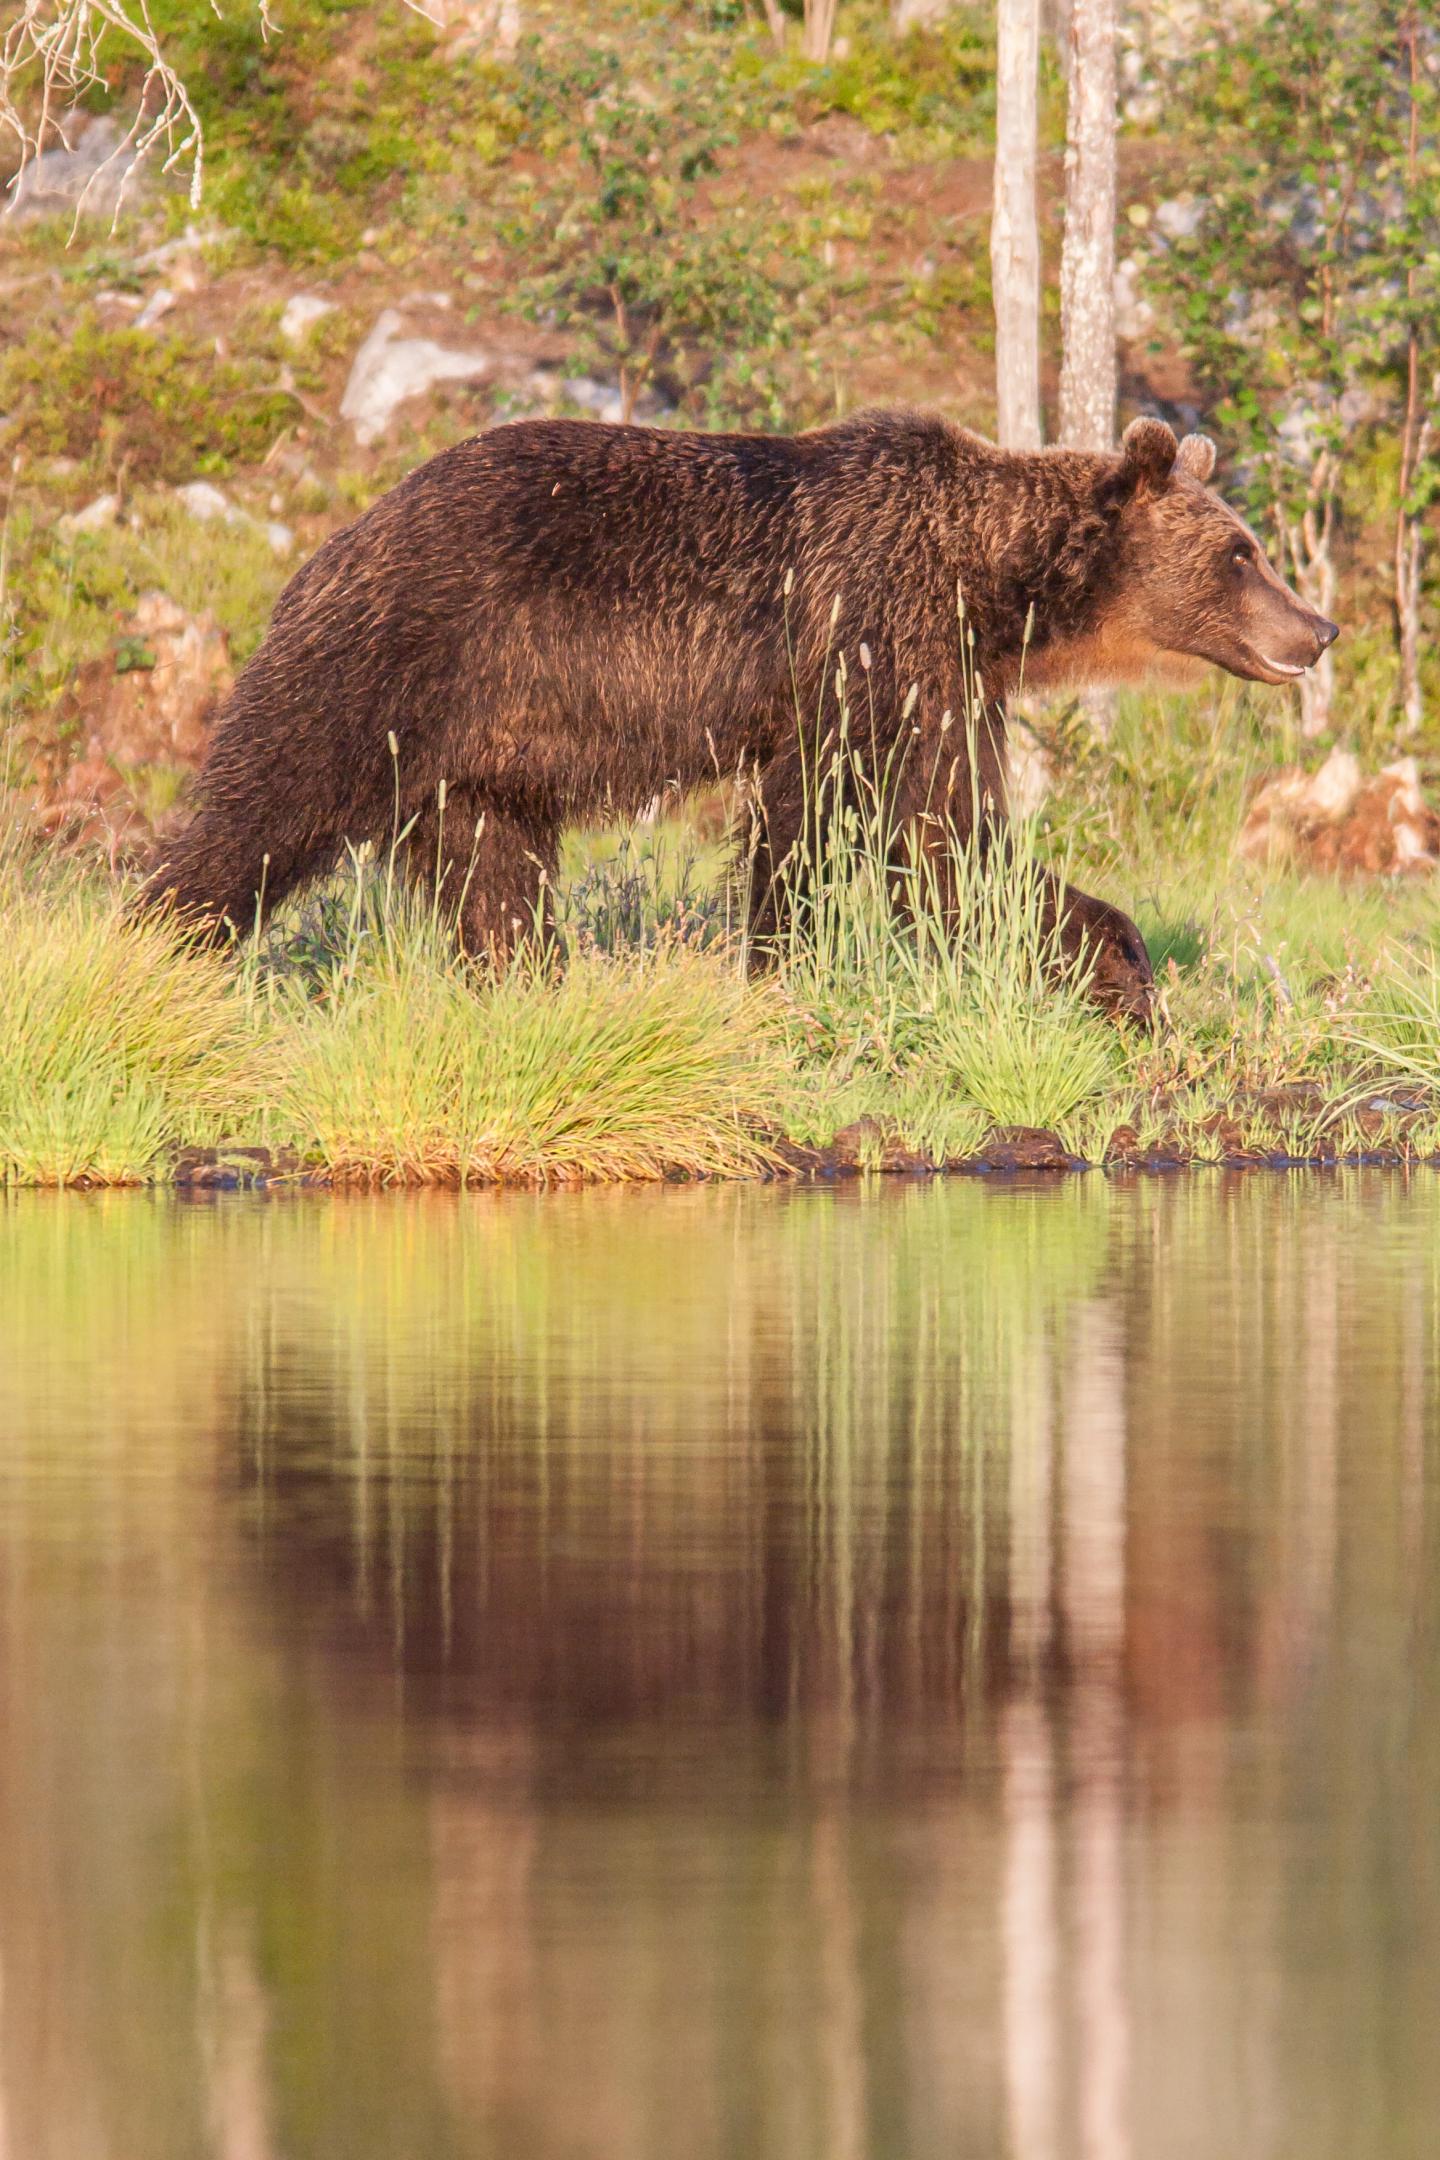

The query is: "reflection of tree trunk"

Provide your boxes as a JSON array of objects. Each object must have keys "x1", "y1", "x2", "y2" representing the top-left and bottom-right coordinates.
[
  {"x1": 1400, "y1": 1269, "x2": 1426, "y2": 1581},
  {"x1": 1296, "y1": 1240, "x2": 1339, "y2": 1669},
  {"x1": 1257, "y1": 1230, "x2": 1339, "y2": 1697},
  {"x1": 813, "y1": 1817, "x2": 867, "y2": 2160},
  {"x1": 1063, "y1": 1304, "x2": 1131, "y2": 2160},
  {"x1": 1003, "y1": 1340, "x2": 1059, "y2": 2160},
  {"x1": 431, "y1": 1735, "x2": 541, "y2": 2136},
  {"x1": 200, "y1": 1919, "x2": 276, "y2": 2160},
  {"x1": 1002, "y1": 1698, "x2": 1060, "y2": 2160},
  {"x1": 0, "y1": 1955, "x2": 10, "y2": 2160},
  {"x1": 1072, "y1": 1685, "x2": 1129, "y2": 2160},
  {"x1": 1062, "y1": 1306, "x2": 1126, "y2": 1672},
  {"x1": 1009, "y1": 1342, "x2": 1056, "y2": 1673}
]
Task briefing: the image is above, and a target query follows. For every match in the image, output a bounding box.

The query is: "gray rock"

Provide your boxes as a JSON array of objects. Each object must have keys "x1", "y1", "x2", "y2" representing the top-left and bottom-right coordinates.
[
  {"x1": 428, "y1": 0, "x2": 522, "y2": 54},
  {"x1": 134, "y1": 223, "x2": 223, "y2": 271},
  {"x1": 4, "y1": 117, "x2": 142, "y2": 226},
  {"x1": 1153, "y1": 194, "x2": 1207, "y2": 243},
  {"x1": 892, "y1": 0, "x2": 955, "y2": 26},
  {"x1": 174, "y1": 481, "x2": 293, "y2": 557},
  {"x1": 339, "y1": 309, "x2": 492, "y2": 446},
  {"x1": 560, "y1": 376, "x2": 629, "y2": 425},
  {"x1": 1113, "y1": 257, "x2": 1154, "y2": 344},
  {"x1": 134, "y1": 286, "x2": 176, "y2": 331},
  {"x1": 57, "y1": 493, "x2": 120, "y2": 540},
  {"x1": 543, "y1": 374, "x2": 674, "y2": 426},
  {"x1": 279, "y1": 294, "x2": 336, "y2": 344}
]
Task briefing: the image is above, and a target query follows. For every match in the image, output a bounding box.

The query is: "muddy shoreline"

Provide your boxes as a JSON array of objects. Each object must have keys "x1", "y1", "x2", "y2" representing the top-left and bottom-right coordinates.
[{"x1": 143, "y1": 1127, "x2": 1440, "y2": 1194}]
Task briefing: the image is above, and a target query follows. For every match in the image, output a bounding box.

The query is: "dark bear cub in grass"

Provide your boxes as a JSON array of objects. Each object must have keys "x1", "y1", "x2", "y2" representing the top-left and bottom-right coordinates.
[{"x1": 143, "y1": 410, "x2": 1336, "y2": 1016}]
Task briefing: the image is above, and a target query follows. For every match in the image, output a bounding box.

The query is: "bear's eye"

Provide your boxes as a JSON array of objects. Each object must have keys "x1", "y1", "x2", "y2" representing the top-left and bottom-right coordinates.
[{"x1": 1230, "y1": 540, "x2": 1255, "y2": 569}]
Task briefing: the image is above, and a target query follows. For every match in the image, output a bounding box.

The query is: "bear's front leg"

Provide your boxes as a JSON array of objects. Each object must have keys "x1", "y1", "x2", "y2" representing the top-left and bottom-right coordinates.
[{"x1": 1040, "y1": 873, "x2": 1155, "y2": 1023}]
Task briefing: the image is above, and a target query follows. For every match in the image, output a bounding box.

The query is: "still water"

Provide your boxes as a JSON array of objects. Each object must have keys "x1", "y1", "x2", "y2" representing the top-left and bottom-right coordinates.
[{"x1": 0, "y1": 1177, "x2": 1436, "y2": 2160}]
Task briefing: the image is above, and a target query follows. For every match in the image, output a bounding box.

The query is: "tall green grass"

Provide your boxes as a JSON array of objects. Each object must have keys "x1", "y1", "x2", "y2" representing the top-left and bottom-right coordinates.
[
  {"x1": 758, "y1": 662, "x2": 1127, "y2": 1146},
  {"x1": 269, "y1": 901, "x2": 784, "y2": 1185},
  {"x1": 0, "y1": 859, "x2": 270, "y2": 1185},
  {"x1": 0, "y1": 808, "x2": 790, "y2": 1186}
]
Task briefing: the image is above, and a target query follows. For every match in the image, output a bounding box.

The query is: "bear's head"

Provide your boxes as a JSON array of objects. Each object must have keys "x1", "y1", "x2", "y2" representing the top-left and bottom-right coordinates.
[{"x1": 1095, "y1": 417, "x2": 1339, "y2": 688}]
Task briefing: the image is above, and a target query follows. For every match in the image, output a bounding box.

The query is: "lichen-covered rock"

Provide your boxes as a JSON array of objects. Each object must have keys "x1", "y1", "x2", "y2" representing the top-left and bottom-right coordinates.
[
  {"x1": 5, "y1": 116, "x2": 141, "y2": 226},
  {"x1": 424, "y1": 0, "x2": 522, "y2": 54},
  {"x1": 340, "y1": 310, "x2": 492, "y2": 446},
  {"x1": 279, "y1": 294, "x2": 336, "y2": 344},
  {"x1": 43, "y1": 595, "x2": 234, "y2": 836},
  {"x1": 1239, "y1": 748, "x2": 1440, "y2": 876}
]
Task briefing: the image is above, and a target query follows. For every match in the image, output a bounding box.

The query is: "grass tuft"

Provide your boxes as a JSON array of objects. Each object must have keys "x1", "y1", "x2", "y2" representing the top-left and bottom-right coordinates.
[
  {"x1": 266, "y1": 877, "x2": 784, "y2": 1186},
  {"x1": 0, "y1": 862, "x2": 269, "y2": 1185}
]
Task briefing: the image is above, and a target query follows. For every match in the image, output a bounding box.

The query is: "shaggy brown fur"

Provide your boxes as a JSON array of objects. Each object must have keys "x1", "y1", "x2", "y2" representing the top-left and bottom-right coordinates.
[{"x1": 142, "y1": 410, "x2": 1336, "y2": 1016}]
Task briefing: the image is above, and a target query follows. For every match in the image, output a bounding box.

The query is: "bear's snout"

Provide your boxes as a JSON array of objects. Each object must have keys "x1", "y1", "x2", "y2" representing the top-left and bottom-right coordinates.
[
  {"x1": 1259, "y1": 607, "x2": 1339, "y2": 679},
  {"x1": 1234, "y1": 563, "x2": 1342, "y2": 683}
]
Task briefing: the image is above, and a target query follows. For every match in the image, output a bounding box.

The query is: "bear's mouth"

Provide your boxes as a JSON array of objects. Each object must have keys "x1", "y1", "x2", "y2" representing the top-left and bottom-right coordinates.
[
  {"x1": 1256, "y1": 653, "x2": 1308, "y2": 679},
  {"x1": 1230, "y1": 643, "x2": 1315, "y2": 684}
]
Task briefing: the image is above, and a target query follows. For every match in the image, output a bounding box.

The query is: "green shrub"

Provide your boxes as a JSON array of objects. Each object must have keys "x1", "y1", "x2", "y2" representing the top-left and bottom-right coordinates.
[{"x1": 0, "y1": 320, "x2": 295, "y2": 482}]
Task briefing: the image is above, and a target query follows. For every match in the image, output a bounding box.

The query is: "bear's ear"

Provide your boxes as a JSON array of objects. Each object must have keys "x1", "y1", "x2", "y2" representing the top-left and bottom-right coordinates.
[
  {"x1": 1119, "y1": 416, "x2": 1179, "y2": 492},
  {"x1": 1175, "y1": 432, "x2": 1217, "y2": 484}
]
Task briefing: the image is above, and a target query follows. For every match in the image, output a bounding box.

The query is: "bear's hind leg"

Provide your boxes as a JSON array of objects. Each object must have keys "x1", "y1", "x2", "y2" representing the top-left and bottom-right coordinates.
[
  {"x1": 139, "y1": 800, "x2": 339, "y2": 941},
  {"x1": 406, "y1": 787, "x2": 560, "y2": 961}
]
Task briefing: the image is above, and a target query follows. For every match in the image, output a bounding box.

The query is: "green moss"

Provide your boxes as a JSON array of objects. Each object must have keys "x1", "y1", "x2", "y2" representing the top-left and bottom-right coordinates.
[{"x1": 0, "y1": 318, "x2": 294, "y2": 483}]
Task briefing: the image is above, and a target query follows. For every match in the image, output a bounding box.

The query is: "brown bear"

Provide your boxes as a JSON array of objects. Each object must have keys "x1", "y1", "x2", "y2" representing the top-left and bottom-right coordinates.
[{"x1": 142, "y1": 410, "x2": 1335, "y2": 1015}]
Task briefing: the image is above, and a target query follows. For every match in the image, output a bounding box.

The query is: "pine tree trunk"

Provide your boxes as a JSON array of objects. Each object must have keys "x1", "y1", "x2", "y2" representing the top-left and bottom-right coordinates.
[
  {"x1": 992, "y1": 0, "x2": 1043, "y2": 449},
  {"x1": 1057, "y1": 0, "x2": 1116, "y2": 451}
]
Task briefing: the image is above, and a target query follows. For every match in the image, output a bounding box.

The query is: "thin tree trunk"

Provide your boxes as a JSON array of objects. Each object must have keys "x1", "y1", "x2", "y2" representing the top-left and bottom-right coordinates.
[
  {"x1": 992, "y1": 0, "x2": 1043, "y2": 448},
  {"x1": 1047, "y1": 0, "x2": 1075, "y2": 91},
  {"x1": 1057, "y1": 0, "x2": 1117, "y2": 451},
  {"x1": 1395, "y1": 6, "x2": 1427, "y2": 735},
  {"x1": 758, "y1": 0, "x2": 787, "y2": 48},
  {"x1": 1397, "y1": 405, "x2": 1433, "y2": 736},
  {"x1": 803, "y1": 0, "x2": 841, "y2": 63},
  {"x1": 1275, "y1": 450, "x2": 1338, "y2": 740}
]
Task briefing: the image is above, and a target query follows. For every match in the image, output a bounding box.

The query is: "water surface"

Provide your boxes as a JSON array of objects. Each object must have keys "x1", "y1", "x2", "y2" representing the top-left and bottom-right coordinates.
[{"x1": 1, "y1": 1176, "x2": 1436, "y2": 2160}]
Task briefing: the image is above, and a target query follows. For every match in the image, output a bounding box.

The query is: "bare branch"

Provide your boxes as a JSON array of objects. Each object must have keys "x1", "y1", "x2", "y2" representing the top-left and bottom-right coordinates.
[
  {"x1": 1, "y1": 0, "x2": 270, "y2": 224},
  {"x1": 0, "y1": 3, "x2": 512, "y2": 229}
]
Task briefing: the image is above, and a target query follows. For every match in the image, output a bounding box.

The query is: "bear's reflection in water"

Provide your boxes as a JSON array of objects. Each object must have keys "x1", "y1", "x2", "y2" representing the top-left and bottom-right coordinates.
[{"x1": 0, "y1": 1180, "x2": 1436, "y2": 2160}]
